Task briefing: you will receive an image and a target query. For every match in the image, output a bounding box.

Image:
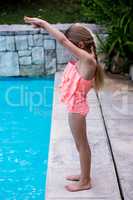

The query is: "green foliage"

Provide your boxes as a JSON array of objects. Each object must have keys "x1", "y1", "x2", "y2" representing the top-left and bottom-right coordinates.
[
  {"x1": 0, "y1": 1, "x2": 81, "y2": 24},
  {"x1": 80, "y1": 0, "x2": 133, "y2": 72}
]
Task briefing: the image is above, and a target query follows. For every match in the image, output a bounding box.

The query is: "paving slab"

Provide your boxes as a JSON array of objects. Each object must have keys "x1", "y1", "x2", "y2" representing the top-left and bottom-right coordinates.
[
  {"x1": 107, "y1": 138, "x2": 133, "y2": 200},
  {"x1": 100, "y1": 104, "x2": 133, "y2": 119},
  {"x1": 45, "y1": 72, "x2": 121, "y2": 200},
  {"x1": 98, "y1": 91, "x2": 133, "y2": 119},
  {"x1": 97, "y1": 74, "x2": 133, "y2": 200},
  {"x1": 51, "y1": 118, "x2": 107, "y2": 141},
  {"x1": 98, "y1": 90, "x2": 133, "y2": 104},
  {"x1": 104, "y1": 119, "x2": 133, "y2": 138}
]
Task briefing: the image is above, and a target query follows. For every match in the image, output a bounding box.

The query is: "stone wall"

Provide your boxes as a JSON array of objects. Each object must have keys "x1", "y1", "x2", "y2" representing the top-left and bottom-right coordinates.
[{"x1": 0, "y1": 24, "x2": 106, "y2": 76}]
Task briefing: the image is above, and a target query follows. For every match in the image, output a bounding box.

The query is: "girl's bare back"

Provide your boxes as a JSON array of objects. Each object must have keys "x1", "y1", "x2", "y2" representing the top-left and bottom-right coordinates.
[{"x1": 76, "y1": 59, "x2": 97, "y2": 81}]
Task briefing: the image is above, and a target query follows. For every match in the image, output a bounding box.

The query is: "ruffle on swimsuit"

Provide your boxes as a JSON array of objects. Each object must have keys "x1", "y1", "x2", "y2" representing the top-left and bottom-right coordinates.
[{"x1": 59, "y1": 60, "x2": 94, "y2": 116}]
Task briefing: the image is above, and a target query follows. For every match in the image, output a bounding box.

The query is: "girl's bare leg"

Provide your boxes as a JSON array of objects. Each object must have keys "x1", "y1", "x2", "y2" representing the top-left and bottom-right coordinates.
[{"x1": 65, "y1": 112, "x2": 92, "y2": 192}]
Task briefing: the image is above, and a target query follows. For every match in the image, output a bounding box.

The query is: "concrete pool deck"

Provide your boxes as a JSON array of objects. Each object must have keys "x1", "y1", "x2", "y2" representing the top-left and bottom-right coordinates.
[{"x1": 45, "y1": 71, "x2": 133, "y2": 200}]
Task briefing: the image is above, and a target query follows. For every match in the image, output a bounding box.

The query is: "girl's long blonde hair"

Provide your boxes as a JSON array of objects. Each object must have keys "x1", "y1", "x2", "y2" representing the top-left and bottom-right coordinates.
[{"x1": 64, "y1": 23, "x2": 104, "y2": 91}]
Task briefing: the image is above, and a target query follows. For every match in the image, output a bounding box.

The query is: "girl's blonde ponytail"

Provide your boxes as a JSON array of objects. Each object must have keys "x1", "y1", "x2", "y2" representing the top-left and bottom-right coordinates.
[
  {"x1": 89, "y1": 40, "x2": 105, "y2": 91},
  {"x1": 93, "y1": 63, "x2": 105, "y2": 91}
]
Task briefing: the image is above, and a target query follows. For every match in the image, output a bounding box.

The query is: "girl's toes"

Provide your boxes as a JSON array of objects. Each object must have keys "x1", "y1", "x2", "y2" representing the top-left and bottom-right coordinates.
[{"x1": 65, "y1": 184, "x2": 76, "y2": 192}]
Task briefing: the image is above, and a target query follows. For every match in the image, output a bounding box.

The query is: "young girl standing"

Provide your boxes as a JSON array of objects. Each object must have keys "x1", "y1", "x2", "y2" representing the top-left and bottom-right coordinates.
[{"x1": 24, "y1": 16, "x2": 104, "y2": 192}]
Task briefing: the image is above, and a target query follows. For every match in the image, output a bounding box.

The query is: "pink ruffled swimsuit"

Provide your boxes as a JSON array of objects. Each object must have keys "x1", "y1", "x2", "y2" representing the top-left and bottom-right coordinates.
[{"x1": 59, "y1": 60, "x2": 94, "y2": 116}]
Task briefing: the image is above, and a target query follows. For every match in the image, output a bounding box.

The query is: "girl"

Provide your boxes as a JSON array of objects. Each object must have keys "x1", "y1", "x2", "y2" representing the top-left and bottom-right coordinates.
[{"x1": 24, "y1": 16, "x2": 104, "y2": 192}]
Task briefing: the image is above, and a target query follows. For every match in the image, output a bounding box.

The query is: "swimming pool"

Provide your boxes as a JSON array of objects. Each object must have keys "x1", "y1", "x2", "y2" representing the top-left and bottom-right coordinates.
[{"x1": 0, "y1": 76, "x2": 54, "y2": 200}]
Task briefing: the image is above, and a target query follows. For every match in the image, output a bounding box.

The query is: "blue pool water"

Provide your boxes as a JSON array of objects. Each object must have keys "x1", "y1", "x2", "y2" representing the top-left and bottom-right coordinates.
[{"x1": 0, "y1": 76, "x2": 54, "y2": 200}]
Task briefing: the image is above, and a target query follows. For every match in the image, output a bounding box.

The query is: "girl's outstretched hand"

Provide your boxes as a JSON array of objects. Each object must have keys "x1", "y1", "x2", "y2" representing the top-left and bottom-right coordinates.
[{"x1": 24, "y1": 16, "x2": 44, "y2": 28}]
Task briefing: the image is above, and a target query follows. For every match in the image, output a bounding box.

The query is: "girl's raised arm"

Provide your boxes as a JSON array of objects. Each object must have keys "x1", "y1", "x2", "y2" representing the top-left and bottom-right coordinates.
[{"x1": 24, "y1": 16, "x2": 93, "y2": 60}]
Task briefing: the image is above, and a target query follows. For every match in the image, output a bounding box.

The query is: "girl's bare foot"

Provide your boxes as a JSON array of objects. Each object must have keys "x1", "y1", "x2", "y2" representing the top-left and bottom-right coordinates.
[
  {"x1": 65, "y1": 174, "x2": 80, "y2": 181},
  {"x1": 65, "y1": 180, "x2": 92, "y2": 192}
]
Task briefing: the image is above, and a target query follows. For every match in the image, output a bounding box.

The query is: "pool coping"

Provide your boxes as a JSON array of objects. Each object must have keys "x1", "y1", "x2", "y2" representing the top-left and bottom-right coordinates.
[{"x1": 45, "y1": 71, "x2": 122, "y2": 200}]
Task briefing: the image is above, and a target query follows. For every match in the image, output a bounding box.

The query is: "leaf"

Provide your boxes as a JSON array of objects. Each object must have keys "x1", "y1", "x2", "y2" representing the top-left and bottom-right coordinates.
[
  {"x1": 108, "y1": 38, "x2": 118, "y2": 55},
  {"x1": 96, "y1": 34, "x2": 105, "y2": 46},
  {"x1": 124, "y1": 18, "x2": 131, "y2": 34},
  {"x1": 93, "y1": 0, "x2": 112, "y2": 19},
  {"x1": 120, "y1": 13, "x2": 127, "y2": 28},
  {"x1": 124, "y1": 41, "x2": 133, "y2": 46}
]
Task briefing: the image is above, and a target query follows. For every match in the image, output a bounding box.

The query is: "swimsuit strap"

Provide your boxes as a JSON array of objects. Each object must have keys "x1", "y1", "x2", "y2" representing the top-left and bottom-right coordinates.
[{"x1": 69, "y1": 60, "x2": 77, "y2": 65}]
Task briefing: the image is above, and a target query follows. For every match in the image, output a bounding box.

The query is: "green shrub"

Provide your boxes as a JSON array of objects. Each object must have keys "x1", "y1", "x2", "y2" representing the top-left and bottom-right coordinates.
[{"x1": 80, "y1": 0, "x2": 133, "y2": 73}]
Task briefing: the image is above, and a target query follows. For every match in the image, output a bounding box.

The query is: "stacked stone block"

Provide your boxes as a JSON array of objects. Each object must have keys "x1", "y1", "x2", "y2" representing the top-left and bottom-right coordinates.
[{"x1": 0, "y1": 24, "x2": 105, "y2": 76}]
